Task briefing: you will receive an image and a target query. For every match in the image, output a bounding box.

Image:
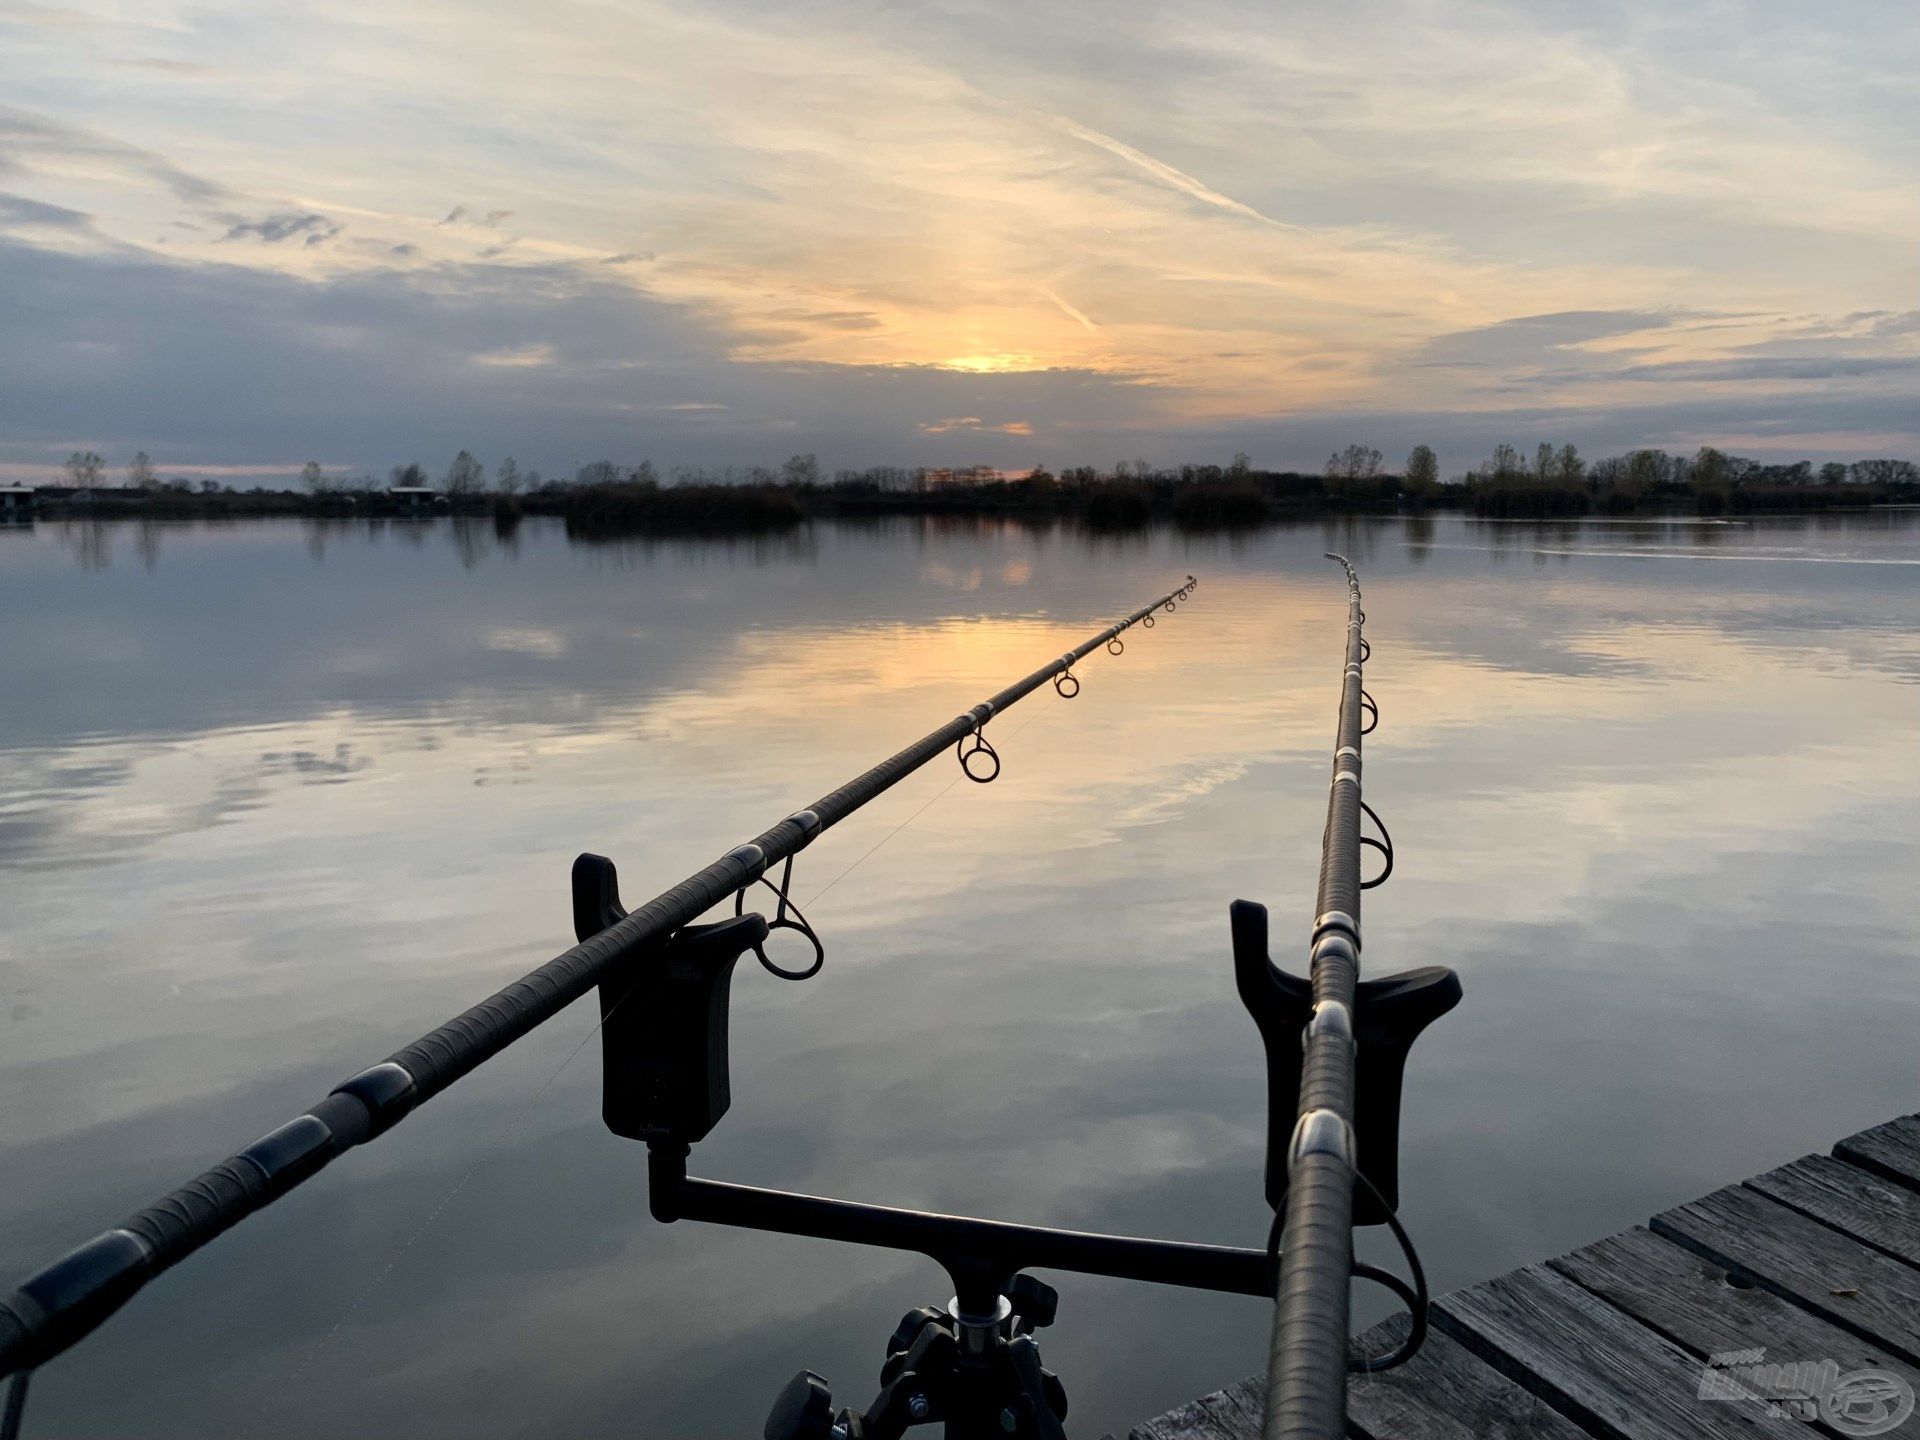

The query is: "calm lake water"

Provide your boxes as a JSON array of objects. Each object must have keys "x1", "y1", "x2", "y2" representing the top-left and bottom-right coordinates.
[{"x1": 2, "y1": 512, "x2": 1917, "y2": 1438}]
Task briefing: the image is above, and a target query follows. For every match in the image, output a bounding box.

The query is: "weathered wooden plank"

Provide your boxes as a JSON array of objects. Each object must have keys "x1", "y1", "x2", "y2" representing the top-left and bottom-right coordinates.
[
  {"x1": 1126, "y1": 1316, "x2": 1599, "y2": 1440},
  {"x1": 1434, "y1": 1263, "x2": 1806, "y2": 1440},
  {"x1": 1550, "y1": 1224, "x2": 1920, "y2": 1399},
  {"x1": 1651, "y1": 1183, "x2": 1920, "y2": 1365},
  {"x1": 1128, "y1": 1374, "x2": 1264, "y2": 1440},
  {"x1": 1346, "y1": 1313, "x2": 1594, "y2": 1440},
  {"x1": 1834, "y1": 1114, "x2": 1920, "y2": 1193},
  {"x1": 1128, "y1": 1116, "x2": 1920, "y2": 1440},
  {"x1": 1746, "y1": 1153, "x2": 1920, "y2": 1267}
]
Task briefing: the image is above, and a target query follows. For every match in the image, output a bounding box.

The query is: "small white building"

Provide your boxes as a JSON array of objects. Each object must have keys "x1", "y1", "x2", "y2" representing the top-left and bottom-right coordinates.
[
  {"x1": 386, "y1": 486, "x2": 440, "y2": 513},
  {"x1": 0, "y1": 484, "x2": 35, "y2": 518}
]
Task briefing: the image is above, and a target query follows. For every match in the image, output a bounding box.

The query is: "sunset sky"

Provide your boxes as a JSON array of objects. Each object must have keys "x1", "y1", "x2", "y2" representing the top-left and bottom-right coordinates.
[{"x1": 2, "y1": 0, "x2": 1915, "y2": 482}]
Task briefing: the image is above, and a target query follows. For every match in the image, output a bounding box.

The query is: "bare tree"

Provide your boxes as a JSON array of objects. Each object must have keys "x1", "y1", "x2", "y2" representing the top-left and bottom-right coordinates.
[
  {"x1": 1229, "y1": 451, "x2": 1252, "y2": 478},
  {"x1": 1405, "y1": 445, "x2": 1438, "y2": 486},
  {"x1": 781, "y1": 454, "x2": 821, "y2": 486},
  {"x1": 127, "y1": 451, "x2": 158, "y2": 490},
  {"x1": 495, "y1": 457, "x2": 522, "y2": 495},
  {"x1": 391, "y1": 462, "x2": 430, "y2": 488},
  {"x1": 1624, "y1": 449, "x2": 1672, "y2": 490},
  {"x1": 1690, "y1": 448, "x2": 1729, "y2": 488},
  {"x1": 1853, "y1": 458, "x2": 1920, "y2": 486},
  {"x1": 1334, "y1": 444, "x2": 1383, "y2": 480},
  {"x1": 1557, "y1": 444, "x2": 1584, "y2": 482},
  {"x1": 444, "y1": 450, "x2": 486, "y2": 495},
  {"x1": 576, "y1": 460, "x2": 620, "y2": 486},
  {"x1": 301, "y1": 460, "x2": 326, "y2": 493},
  {"x1": 631, "y1": 459, "x2": 659, "y2": 487},
  {"x1": 65, "y1": 451, "x2": 104, "y2": 488}
]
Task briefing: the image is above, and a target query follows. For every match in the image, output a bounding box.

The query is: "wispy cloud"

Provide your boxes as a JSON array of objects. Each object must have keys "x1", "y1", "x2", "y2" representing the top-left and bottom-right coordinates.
[
  {"x1": 469, "y1": 342, "x2": 554, "y2": 368},
  {"x1": 1047, "y1": 115, "x2": 1292, "y2": 229},
  {"x1": 921, "y1": 417, "x2": 1034, "y2": 436},
  {"x1": 222, "y1": 211, "x2": 340, "y2": 245},
  {"x1": 0, "y1": 103, "x2": 228, "y2": 206},
  {"x1": 0, "y1": 192, "x2": 90, "y2": 232},
  {"x1": 1045, "y1": 290, "x2": 1098, "y2": 334}
]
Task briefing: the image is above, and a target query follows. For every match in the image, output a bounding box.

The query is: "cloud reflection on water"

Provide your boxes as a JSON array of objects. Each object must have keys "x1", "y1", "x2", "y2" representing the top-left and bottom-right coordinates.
[{"x1": 0, "y1": 512, "x2": 1916, "y2": 1438}]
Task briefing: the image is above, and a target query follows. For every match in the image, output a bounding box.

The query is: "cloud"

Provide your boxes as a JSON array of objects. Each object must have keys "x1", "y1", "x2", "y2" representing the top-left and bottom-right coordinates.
[
  {"x1": 1046, "y1": 291, "x2": 1098, "y2": 333},
  {"x1": 0, "y1": 238, "x2": 1158, "y2": 476},
  {"x1": 0, "y1": 226, "x2": 1913, "y2": 478},
  {"x1": 1047, "y1": 115, "x2": 1289, "y2": 228},
  {"x1": 1614, "y1": 356, "x2": 1920, "y2": 383},
  {"x1": 469, "y1": 342, "x2": 554, "y2": 368},
  {"x1": 222, "y1": 211, "x2": 341, "y2": 245},
  {"x1": 441, "y1": 205, "x2": 514, "y2": 228},
  {"x1": 1416, "y1": 311, "x2": 1692, "y2": 370},
  {"x1": 0, "y1": 192, "x2": 90, "y2": 231},
  {"x1": 0, "y1": 2, "x2": 1913, "y2": 466},
  {"x1": 0, "y1": 104, "x2": 228, "y2": 206},
  {"x1": 920, "y1": 417, "x2": 1034, "y2": 436}
]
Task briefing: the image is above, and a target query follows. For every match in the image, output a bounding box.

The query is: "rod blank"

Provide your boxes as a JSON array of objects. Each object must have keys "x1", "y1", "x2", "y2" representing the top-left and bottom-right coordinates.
[
  {"x1": 0, "y1": 575, "x2": 1197, "y2": 1383},
  {"x1": 1261, "y1": 556, "x2": 1366, "y2": 1440}
]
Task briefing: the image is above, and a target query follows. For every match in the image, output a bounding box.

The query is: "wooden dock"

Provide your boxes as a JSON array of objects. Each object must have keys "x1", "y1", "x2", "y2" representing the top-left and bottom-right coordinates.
[{"x1": 1128, "y1": 1113, "x2": 1920, "y2": 1439}]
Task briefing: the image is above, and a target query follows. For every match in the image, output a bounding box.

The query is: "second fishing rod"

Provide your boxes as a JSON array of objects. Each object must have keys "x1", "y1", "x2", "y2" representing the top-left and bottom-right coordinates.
[
  {"x1": 0, "y1": 573, "x2": 1197, "y2": 1392},
  {"x1": 1231, "y1": 555, "x2": 1460, "y2": 1440}
]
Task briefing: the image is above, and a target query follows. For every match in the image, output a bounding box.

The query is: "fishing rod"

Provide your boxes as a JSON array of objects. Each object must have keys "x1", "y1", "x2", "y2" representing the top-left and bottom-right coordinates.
[
  {"x1": 0, "y1": 575, "x2": 1194, "y2": 1420},
  {"x1": 1231, "y1": 555, "x2": 1459, "y2": 1438}
]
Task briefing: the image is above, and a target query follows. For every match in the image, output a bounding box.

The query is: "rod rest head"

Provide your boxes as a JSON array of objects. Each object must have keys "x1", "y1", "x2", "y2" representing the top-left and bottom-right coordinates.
[
  {"x1": 1230, "y1": 899, "x2": 1461, "y2": 1225},
  {"x1": 574, "y1": 853, "x2": 769, "y2": 1146}
]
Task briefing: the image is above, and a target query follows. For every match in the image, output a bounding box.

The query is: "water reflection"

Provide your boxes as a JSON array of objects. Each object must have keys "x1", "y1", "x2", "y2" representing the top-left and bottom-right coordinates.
[{"x1": 1, "y1": 513, "x2": 1917, "y2": 1438}]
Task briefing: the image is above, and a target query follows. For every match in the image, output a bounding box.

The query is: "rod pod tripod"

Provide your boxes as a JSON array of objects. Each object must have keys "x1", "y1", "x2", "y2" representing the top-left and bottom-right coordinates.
[{"x1": 576, "y1": 839, "x2": 1450, "y2": 1440}]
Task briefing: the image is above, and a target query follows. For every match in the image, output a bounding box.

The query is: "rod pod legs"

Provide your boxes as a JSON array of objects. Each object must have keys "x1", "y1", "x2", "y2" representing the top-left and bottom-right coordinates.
[{"x1": 765, "y1": 1277, "x2": 1068, "y2": 1440}]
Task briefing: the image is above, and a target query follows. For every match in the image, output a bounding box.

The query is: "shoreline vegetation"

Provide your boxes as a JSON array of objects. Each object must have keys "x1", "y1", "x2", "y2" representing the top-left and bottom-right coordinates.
[{"x1": 16, "y1": 444, "x2": 1918, "y2": 537}]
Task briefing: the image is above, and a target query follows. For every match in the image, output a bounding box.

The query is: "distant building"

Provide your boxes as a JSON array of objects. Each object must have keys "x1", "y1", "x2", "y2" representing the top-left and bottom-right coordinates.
[
  {"x1": 0, "y1": 484, "x2": 38, "y2": 518},
  {"x1": 923, "y1": 466, "x2": 1008, "y2": 489},
  {"x1": 386, "y1": 486, "x2": 442, "y2": 512},
  {"x1": 34, "y1": 485, "x2": 147, "y2": 507}
]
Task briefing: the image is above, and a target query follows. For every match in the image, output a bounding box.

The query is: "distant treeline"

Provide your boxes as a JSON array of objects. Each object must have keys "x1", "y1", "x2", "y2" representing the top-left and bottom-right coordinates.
[
  {"x1": 1441, "y1": 442, "x2": 1920, "y2": 519},
  {"x1": 23, "y1": 443, "x2": 1919, "y2": 534}
]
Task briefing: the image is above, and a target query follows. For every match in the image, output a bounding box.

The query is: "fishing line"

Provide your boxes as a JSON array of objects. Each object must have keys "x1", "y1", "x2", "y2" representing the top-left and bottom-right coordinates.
[
  {"x1": 1, "y1": 1373, "x2": 26, "y2": 1440},
  {"x1": 0, "y1": 575, "x2": 1201, "y2": 1426},
  {"x1": 797, "y1": 613, "x2": 1145, "y2": 916},
  {"x1": 801, "y1": 687, "x2": 1064, "y2": 912},
  {"x1": 242, "y1": 1006, "x2": 613, "y2": 1439},
  {"x1": 1259, "y1": 1172, "x2": 1428, "y2": 1376},
  {"x1": 243, "y1": 625, "x2": 1110, "y2": 1428}
]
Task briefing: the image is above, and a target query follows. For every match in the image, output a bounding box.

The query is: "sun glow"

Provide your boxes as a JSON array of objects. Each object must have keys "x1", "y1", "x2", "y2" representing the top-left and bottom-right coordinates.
[{"x1": 939, "y1": 353, "x2": 1044, "y2": 374}]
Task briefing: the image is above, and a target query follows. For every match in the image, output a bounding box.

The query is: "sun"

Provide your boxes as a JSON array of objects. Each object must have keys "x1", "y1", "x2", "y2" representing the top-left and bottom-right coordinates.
[{"x1": 939, "y1": 352, "x2": 1043, "y2": 374}]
